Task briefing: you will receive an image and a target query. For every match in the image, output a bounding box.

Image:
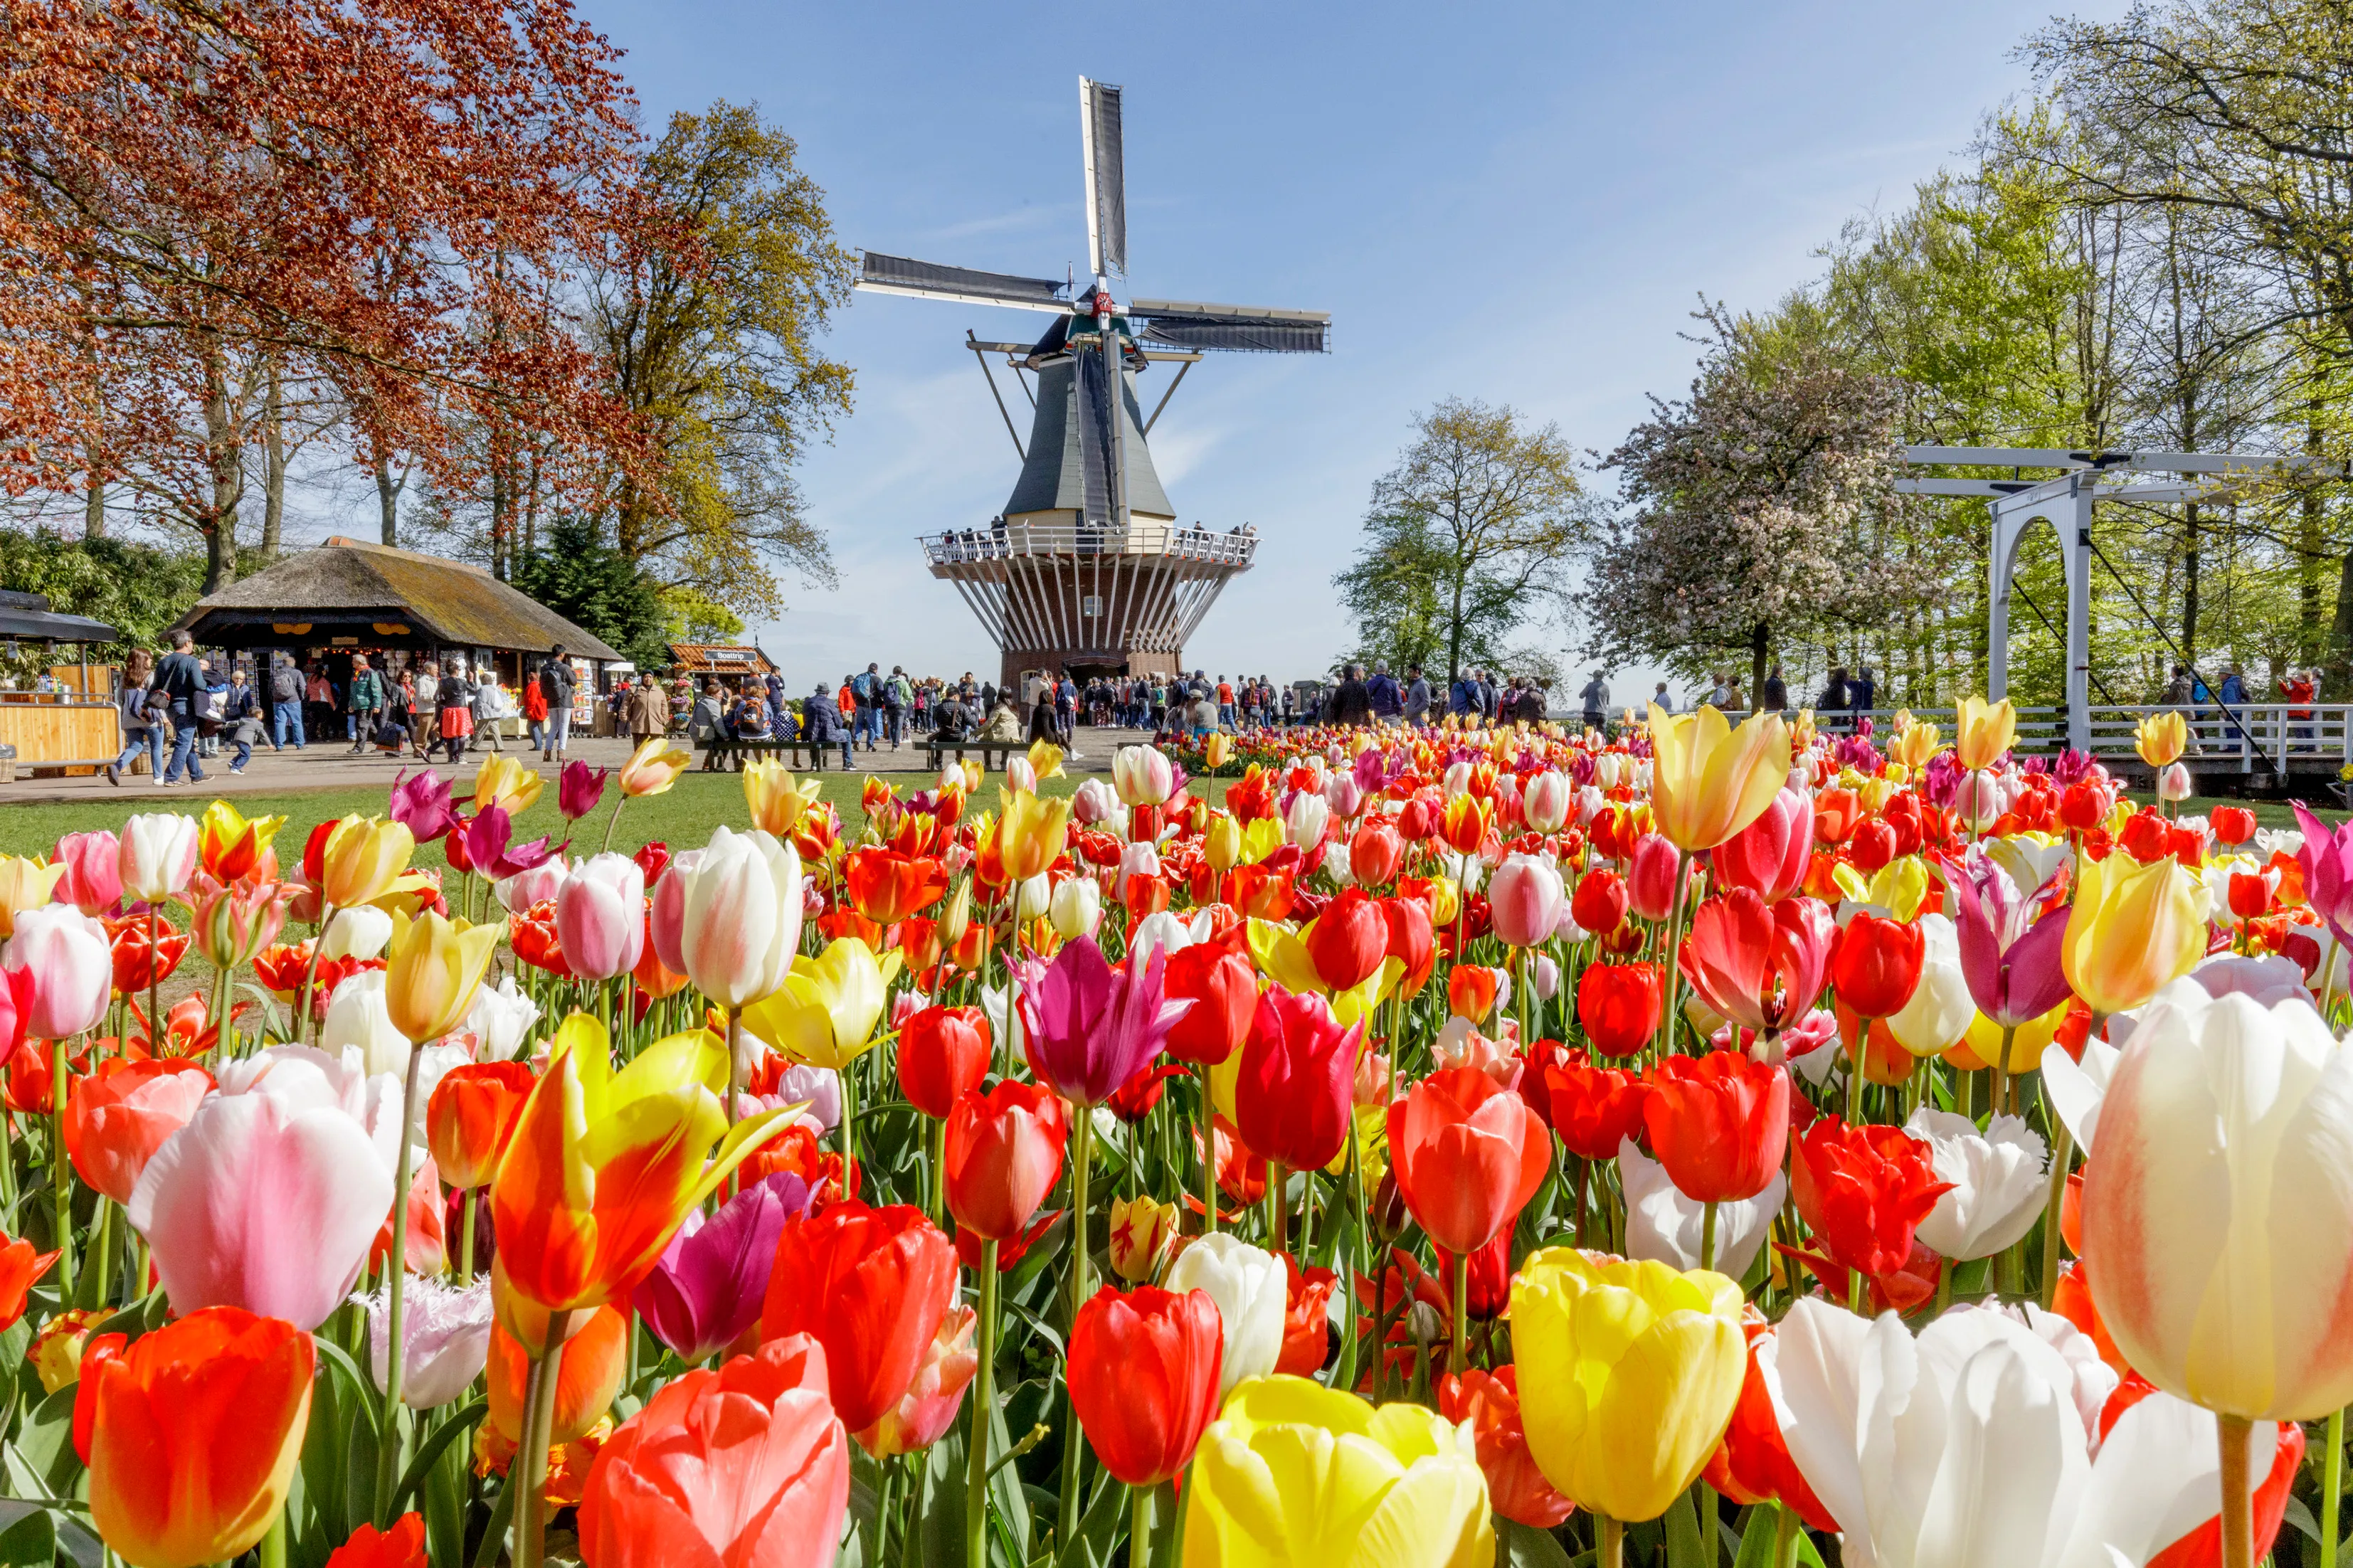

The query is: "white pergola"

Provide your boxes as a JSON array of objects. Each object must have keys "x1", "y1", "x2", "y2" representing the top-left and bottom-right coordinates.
[{"x1": 1894, "y1": 446, "x2": 2342, "y2": 752}]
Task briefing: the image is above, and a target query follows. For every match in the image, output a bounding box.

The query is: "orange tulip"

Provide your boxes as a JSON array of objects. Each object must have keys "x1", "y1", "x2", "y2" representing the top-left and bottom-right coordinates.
[
  {"x1": 324, "y1": 1515, "x2": 425, "y2": 1568},
  {"x1": 1449, "y1": 964, "x2": 1503, "y2": 1024},
  {"x1": 83, "y1": 1307, "x2": 313, "y2": 1568},
  {"x1": 1441, "y1": 795, "x2": 1494, "y2": 856},
  {"x1": 426, "y1": 1061, "x2": 537, "y2": 1192},
  {"x1": 842, "y1": 847, "x2": 950, "y2": 924},
  {"x1": 487, "y1": 1305, "x2": 628, "y2": 1444},
  {"x1": 64, "y1": 1058, "x2": 213, "y2": 1204},
  {"x1": 0, "y1": 1229, "x2": 60, "y2": 1332},
  {"x1": 488, "y1": 1015, "x2": 790, "y2": 1323},
  {"x1": 197, "y1": 800, "x2": 286, "y2": 883}
]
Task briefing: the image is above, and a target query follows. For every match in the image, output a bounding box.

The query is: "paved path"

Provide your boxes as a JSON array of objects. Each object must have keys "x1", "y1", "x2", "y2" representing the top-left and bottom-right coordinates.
[{"x1": 1, "y1": 729, "x2": 1123, "y2": 803}]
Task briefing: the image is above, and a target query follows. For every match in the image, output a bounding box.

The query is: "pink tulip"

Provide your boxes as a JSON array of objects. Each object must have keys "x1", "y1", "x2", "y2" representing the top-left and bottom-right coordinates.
[
  {"x1": 1522, "y1": 770, "x2": 1572, "y2": 835},
  {"x1": 857, "y1": 1303, "x2": 978, "y2": 1457},
  {"x1": 1487, "y1": 853, "x2": 1565, "y2": 949},
  {"x1": 653, "y1": 827, "x2": 803, "y2": 1007},
  {"x1": 1712, "y1": 787, "x2": 1811, "y2": 902},
  {"x1": 127, "y1": 1067, "x2": 395, "y2": 1330},
  {"x1": 554, "y1": 853, "x2": 646, "y2": 982},
  {"x1": 51, "y1": 831, "x2": 123, "y2": 917},
  {"x1": 1679, "y1": 889, "x2": 1835, "y2": 1035},
  {"x1": 1626, "y1": 832, "x2": 1681, "y2": 922},
  {"x1": 4, "y1": 904, "x2": 112, "y2": 1039},
  {"x1": 117, "y1": 812, "x2": 198, "y2": 904}
]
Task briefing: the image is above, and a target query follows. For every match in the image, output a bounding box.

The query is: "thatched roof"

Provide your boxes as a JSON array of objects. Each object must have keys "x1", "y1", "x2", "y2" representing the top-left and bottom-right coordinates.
[{"x1": 175, "y1": 537, "x2": 624, "y2": 662}]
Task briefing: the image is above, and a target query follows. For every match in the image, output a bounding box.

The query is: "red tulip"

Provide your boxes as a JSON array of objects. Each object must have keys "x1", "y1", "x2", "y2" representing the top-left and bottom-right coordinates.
[
  {"x1": 1067, "y1": 1284, "x2": 1222, "y2": 1487},
  {"x1": 843, "y1": 847, "x2": 950, "y2": 925},
  {"x1": 1540, "y1": 1049, "x2": 1653, "y2": 1161},
  {"x1": 2209, "y1": 805, "x2": 2257, "y2": 847},
  {"x1": 1790, "y1": 1118, "x2": 1952, "y2": 1278},
  {"x1": 1382, "y1": 896, "x2": 1437, "y2": 998},
  {"x1": 943, "y1": 1081, "x2": 1069, "y2": 1242},
  {"x1": 1162, "y1": 942, "x2": 1256, "y2": 1066},
  {"x1": 760, "y1": 1202, "x2": 958, "y2": 1434},
  {"x1": 1678, "y1": 889, "x2": 1834, "y2": 1034},
  {"x1": 1276, "y1": 1254, "x2": 1339, "y2": 1374},
  {"x1": 1350, "y1": 820, "x2": 1403, "y2": 888},
  {"x1": 1437, "y1": 1368, "x2": 1574, "y2": 1528},
  {"x1": 64, "y1": 1057, "x2": 213, "y2": 1204},
  {"x1": 325, "y1": 1515, "x2": 425, "y2": 1568},
  {"x1": 1570, "y1": 867, "x2": 1629, "y2": 936},
  {"x1": 1434, "y1": 1231, "x2": 1513, "y2": 1320},
  {"x1": 1577, "y1": 960, "x2": 1662, "y2": 1058},
  {"x1": 424, "y1": 1061, "x2": 536, "y2": 1192},
  {"x1": 1701, "y1": 1311, "x2": 1838, "y2": 1530},
  {"x1": 898, "y1": 1005, "x2": 991, "y2": 1119},
  {"x1": 1234, "y1": 987, "x2": 1360, "y2": 1172},
  {"x1": 1302, "y1": 887, "x2": 1386, "y2": 992},
  {"x1": 1713, "y1": 787, "x2": 1812, "y2": 901},
  {"x1": 1828, "y1": 913, "x2": 1924, "y2": 1019},
  {"x1": 1641, "y1": 1049, "x2": 1789, "y2": 1204},
  {"x1": 1626, "y1": 832, "x2": 1681, "y2": 921},
  {"x1": 1386, "y1": 1067, "x2": 1548, "y2": 1256},
  {"x1": 107, "y1": 915, "x2": 191, "y2": 996}
]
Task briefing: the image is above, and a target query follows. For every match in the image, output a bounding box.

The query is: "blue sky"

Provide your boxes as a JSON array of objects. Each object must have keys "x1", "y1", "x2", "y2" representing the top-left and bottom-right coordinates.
[{"x1": 586, "y1": 0, "x2": 2121, "y2": 696}]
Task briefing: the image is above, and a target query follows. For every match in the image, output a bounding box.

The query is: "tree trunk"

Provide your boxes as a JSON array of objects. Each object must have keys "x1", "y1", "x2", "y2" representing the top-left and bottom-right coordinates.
[
  {"x1": 2329, "y1": 545, "x2": 2353, "y2": 701},
  {"x1": 82, "y1": 470, "x2": 104, "y2": 539},
  {"x1": 199, "y1": 337, "x2": 243, "y2": 592},
  {"x1": 1750, "y1": 620, "x2": 1769, "y2": 702},
  {"x1": 2181, "y1": 502, "x2": 2199, "y2": 667},
  {"x1": 1446, "y1": 571, "x2": 1466, "y2": 686},
  {"x1": 260, "y1": 358, "x2": 286, "y2": 562},
  {"x1": 375, "y1": 453, "x2": 401, "y2": 546}
]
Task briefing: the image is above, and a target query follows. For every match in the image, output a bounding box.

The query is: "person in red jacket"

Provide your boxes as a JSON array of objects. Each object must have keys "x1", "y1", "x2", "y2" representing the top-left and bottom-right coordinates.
[{"x1": 2281, "y1": 668, "x2": 2317, "y2": 752}]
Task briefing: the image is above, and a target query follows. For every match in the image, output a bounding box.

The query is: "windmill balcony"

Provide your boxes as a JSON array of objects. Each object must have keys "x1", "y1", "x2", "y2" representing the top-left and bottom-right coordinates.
[{"x1": 920, "y1": 521, "x2": 1257, "y2": 568}]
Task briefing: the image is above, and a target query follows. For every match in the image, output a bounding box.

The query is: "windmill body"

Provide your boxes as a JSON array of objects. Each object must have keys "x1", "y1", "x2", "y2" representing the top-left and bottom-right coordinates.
[{"x1": 857, "y1": 79, "x2": 1328, "y2": 693}]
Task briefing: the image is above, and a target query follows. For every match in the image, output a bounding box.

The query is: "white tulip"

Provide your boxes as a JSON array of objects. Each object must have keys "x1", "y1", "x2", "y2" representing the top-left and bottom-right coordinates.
[
  {"x1": 463, "y1": 976, "x2": 541, "y2": 1061},
  {"x1": 1049, "y1": 875, "x2": 1101, "y2": 941},
  {"x1": 1887, "y1": 913, "x2": 1975, "y2": 1056},
  {"x1": 1013, "y1": 873, "x2": 1054, "y2": 924},
  {"x1": 1618, "y1": 1135, "x2": 1782, "y2": 1278},
  {"x1": 1284, "y1": 790, "x2": 1330, "y2": 853},
  {"x1": 364, "y1": 1275, "x2": 493, "y2": 1408},
  {"x1": 320, "y1": 904, "x2": 393, "y2": 961},
  {"x1": 1163, "y1": 1233, "x2": 1285, "y2": 1399},
  {"x1": 1905, "y1": 1108, "x2": 2048, "y2": 1261},
  {"x1": 319, "y1": 970, "x2": 412, "y2": 1078}
]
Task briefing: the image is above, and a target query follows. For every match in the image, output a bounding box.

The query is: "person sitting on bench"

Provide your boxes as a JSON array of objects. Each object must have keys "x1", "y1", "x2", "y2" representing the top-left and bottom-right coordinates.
[
  {"x1": 729, "y1": 684, "x2": 771, "y2": 742},
  {"x1": 981, "y1": 699, "x2": 1024, "y2": 745},
  {"x1": 930, "y1": 692, "x2": 973, "y2": 743}
]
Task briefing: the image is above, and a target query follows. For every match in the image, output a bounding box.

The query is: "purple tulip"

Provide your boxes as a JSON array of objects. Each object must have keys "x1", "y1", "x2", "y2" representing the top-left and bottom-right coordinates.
[
  {"x1": 2293, "y1": 801, "x2": 2353, "y2": 947},
  {"x1": 631, "y1": 1172, "x2": 813, "y2": 1364},
  {"x1": 559, "y1": 759, "x2": 611, "y2": 822},
  {"x1": 2052, "y1": 748, "x2": 2099, "y2": 787},
  {"x1": 390, "y1": 769, "x2": 461, "y2": 844},
  {"x1": 445, "y1": 805, "x2": 562, "y2": 881},
  {"x1": 1923, "y1": 750, "x2": 1965, "y2": 810},
  {"x1": 1016, "y1": 937, "x2": 1191, "y2": 1107},
  {"x1": 1941, "y1": 848, "x2": 2073, "y2": 1026}
]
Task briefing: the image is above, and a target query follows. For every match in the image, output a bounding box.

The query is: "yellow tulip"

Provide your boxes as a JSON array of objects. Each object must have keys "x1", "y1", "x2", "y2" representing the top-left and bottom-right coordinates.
[
  {"x1": 1646, "y1": 704, "x2": 1790, "y2": 852},
  {"x1": 1205, "y1": 812, "x2": 1243, "y2": 876},
  {"x1": 998, "y1": 790, "x2": 1071, "y2": 883},
  {"x1": 2135, "y1": 710, "x2": 2188, "y2": 768},
  {"x1": 1856, "y1": 774, "x2": 1900, "y2": 813},
  {"x1": 0, "y1": 857, "x2": 67, "y2": 938},
  {"x1": 1248, "y1": 919, "x2": 1323, "y2": 997},
  {"x1": 619, "y1": 736, "x2": 692, "y2": 798},
  {"x1": 1183, "y1": 1376, "x2": 1494, "y2": 1568},
  {"x1": 1831, "y1": 854, "x2": 1933, "y2": 922},
  {"x1": 2061, "y1": 849, "x2": 2205, "y2": 1015},
  {"x1": 1423, "y1": 874, "x2": 1462, "y2": 927},
  {"x1": 382, "y1": 909, "x2": 502, "y2": 1044},
  {"x1": 1950, "y1": 997, "x2": 2072, "y2": 1074},
  {"x1": 1891, "y1": 719, "x2": 1942, "y2": 771},
  {"x1": 1204, "y1": 732, "x2": 1233, "y2": 770},
  {"x1": 741, "y1": 937, "x2": 904, "y2": 1070},
  {"x1": 743, "y1": 758, "x2": 822, "y2": 835},
  {"x1": 1511, "y1": 1249, "x2": 1745, "y2": 1524},
  {"x1": 471, "y1": 754, "x2": 543, "y2": 817},
  {"x1": 1237, "y1": 817, "x2": 1284, "y2": 868},
  {"x1": 1107, "y1": 1194, "x2": 1180, "y2": 1283},
  {"x1": 319, "y1": 817, "x2": 415, "y2": 909},
  {"x1": 197, "y1": 799, "x2": 287, "y2": 877},
  {"x1": 1789, "y1": 708, "x2": 1817, "y2": 752},
  {"x1": 1953, "y1": 694, "x2": 2017, "y2": 771},
  {"x1": 1026, "y1": 737, "x2": 1066, "y2": 780}
]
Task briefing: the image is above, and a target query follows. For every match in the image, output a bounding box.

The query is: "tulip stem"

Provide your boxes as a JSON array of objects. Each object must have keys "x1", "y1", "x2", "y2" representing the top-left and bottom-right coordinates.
[
  {"x1": 1843, "y1": 1017, "x2": 1873, "y2": 1125},
  {"x1": 51, "y1": 1035, "x2": 71, "y2": 1293},
  {"x1": 295, "y1": 904, "x2": 332, "y2": 1046},
  {"x1": 1199, "y1": 1074, "x2": 1219, "y2": 1235},
  {"x1": 840, "y1": 1055, "x2": 860, "y2": 1177},
  {"x1": 2219, "y1": 1412, "x2": 2256, "y2": 1568},
  {"x1": 458, "y1": 1190, "x2": 475, "y2": 1281},
  {"x1": 2038, "y1": 1122, "x2": 2073, "y2": 1310},
  {"x1": 1059, "y1": 1106, "x2": 1094, "y2": 1550},
  {"x1": 1449, "y1": 1250, "x2": 1469, "y2": 1374},
  {"x1": 600, "y1": 790, "x2": 627, "y2": 854},
  {"x1": 512, "y1": 1308, "x2": 573, "y2": 1568},
  {"x1": 375, "y1": 1037, "x2": 428, "y2": 1524},
  {"x1": 1269, "y1": 1162, "x2": 1286, "y2": 1256},
  {"x1": 1597, "y1": 1513, "x2": 1624, "y2": 1568},
  {"x1": 1772, "y1": 1500, "x2": 1799, "y2": 1568},
  {"x1": 966, "y1": 1240, "x2": 1000, "y2": 1568},
  {"x1": 1129, "y1": 1480, "x2": 1153, "y2": 1568},
  {"x1": 1701, "y1": 1200, "x2": 1718, "y2": 1273},
  {"x1": 259, "y1": 1500, "x2": 287, "y2": 1568},
  {"x1": 2325, "y1": 1407, "x2": 2346, "y2": 1568}
]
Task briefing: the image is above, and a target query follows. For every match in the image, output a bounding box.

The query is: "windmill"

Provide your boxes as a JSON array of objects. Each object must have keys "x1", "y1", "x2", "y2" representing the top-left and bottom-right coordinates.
[{"x1": 857, "y1": 77, "x2": 1329, "y2": 692}]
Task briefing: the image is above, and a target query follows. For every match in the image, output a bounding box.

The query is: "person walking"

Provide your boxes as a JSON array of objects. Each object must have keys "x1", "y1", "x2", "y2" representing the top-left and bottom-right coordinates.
[
  {"x1": 154, "y1": 631, "x2": 208, "y2": 786},
  {"x1": 221, "y1": 664, "x2": 263, "y2": 774},
  {"x1": 849, "y1": 662, "x2": 881, "y2": 751},
  {"x1": 105, "y1": 650, "x2": 164, "y2": 786},
  {"x1": 1760, "y1": 664, "x2": 1788, "y2": 713},
  {"x1": 1578, "y1": 669, "x2": 1609, "y2": 733},
  {"x1": 268, "y1": 655, "x2": 305, "y2": 751},
  {"x1": 539, "y1": 646, "x2": 575, "y2": 761},
  {"x1": 1404, "y1": 666, "x2": 1432, "y2": 725},
  {"x1": 884, "y1": 665, "x2": 911, "y2": 751},
  {"x1": 470, "y1": 667, "x2": 507, "y2": 753},
  {"x1": 346, "y1": 654, "x2": 384, "y2": 753},
  {"x1": 1327, "y1": 663, "x2": 1375, "y2": 726},
  {"x1": 432, "y1": 661, "x2": 474, "y2": 764},
  {"x1": 305, "y1": 662, "x2": 337, "y2": 744},
  {"x1": 626, "y1": 671, "x2": 667, "y2": 748}
]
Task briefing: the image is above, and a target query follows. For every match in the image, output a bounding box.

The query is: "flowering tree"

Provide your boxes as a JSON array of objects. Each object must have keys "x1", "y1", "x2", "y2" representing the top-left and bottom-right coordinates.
[{"x1": 1582, "y1": 305, "x2": 1935, "y2": 695}]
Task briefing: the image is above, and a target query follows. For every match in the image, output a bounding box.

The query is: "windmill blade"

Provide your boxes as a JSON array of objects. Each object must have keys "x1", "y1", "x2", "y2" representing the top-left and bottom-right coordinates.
[
  {"x1": 856, "y1": 252, "x2": 1070, "y2": 313},
  {"x1": 1129, "y1": 297, "x2": 1331, "y2": 353},
  {"x1": 1080, "y1": 78, "x2": 1126, "y2": 278}
]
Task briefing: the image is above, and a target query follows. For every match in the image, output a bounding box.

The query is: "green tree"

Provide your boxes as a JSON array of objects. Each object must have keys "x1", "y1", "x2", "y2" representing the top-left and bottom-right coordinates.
[
  {"x1": 512, "y1": 517, "x2": 667, "y2": 669},
  {"x1": 1333, "y1": 399, "x2": 1585, "y2": 682},
  {"x1": 590, "y1": 100, "x2": 855, "y2": 618},
  {"x1": 660, "y1": 586, "x2": 746, "y2": 645},
  {"x1": 0, "y1": 529, "x2": 208, "y2": 660}
]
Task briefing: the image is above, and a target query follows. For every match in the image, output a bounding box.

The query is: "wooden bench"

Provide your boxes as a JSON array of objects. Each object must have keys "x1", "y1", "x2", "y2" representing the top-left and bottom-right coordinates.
[
  {"x1": 697, "y1": 735, "x2": 837, "y2": 771},
  {"x1": 922, "y1": 737, "x2": 1019, "y2": 773}
]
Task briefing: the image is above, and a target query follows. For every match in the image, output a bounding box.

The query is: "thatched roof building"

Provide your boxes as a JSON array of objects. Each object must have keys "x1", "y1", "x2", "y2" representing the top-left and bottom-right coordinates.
[{"x1": 175, "y1": 538, "x2": 623, "y2": 677}]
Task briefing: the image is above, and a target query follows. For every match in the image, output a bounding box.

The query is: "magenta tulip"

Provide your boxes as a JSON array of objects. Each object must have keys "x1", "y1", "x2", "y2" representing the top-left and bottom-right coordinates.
[
  {"x1": 633, "y1": 1172, "x2": 812, "y2": 1364},
  {"x1": 389, "y1": 769, "x2": 462, "y2": 844},
  {"x1": 2294, "y1": 801, "x2": 2353, "y2": 948},
  {"x1": 445, "y1": 805, "x2": 561, "y2": 883},
  {"x1": 1017, "y1": 937, "x2": 1190, "y2": 1107},
  {"x1": 554, "y1": 853, "x2": 645, "y2": 982},
  {"x1": 51, "y1": 831, "x2": 123, "y2": 917},
  {"x1": 559, "y1": 759, "x2": 611, "y2": 821},
  {"x1": 1940, "y1": 848, "x2": 2073, "y2": 1027},
  {"x1": 4, "y1": 904, "x2": 112, "y2": 1040}
]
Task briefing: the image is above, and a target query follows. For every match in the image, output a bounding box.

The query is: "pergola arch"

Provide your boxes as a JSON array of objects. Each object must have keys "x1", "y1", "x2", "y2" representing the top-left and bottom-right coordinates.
[{"x1": 1983, "y1": 472, "x2": 2093, "y2": 742}]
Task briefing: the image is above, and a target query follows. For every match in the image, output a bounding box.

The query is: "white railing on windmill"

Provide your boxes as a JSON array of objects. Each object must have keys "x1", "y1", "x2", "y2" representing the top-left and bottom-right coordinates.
[{"x1": 1894, "y1": 445, "x2": 2350, "y2": 758}]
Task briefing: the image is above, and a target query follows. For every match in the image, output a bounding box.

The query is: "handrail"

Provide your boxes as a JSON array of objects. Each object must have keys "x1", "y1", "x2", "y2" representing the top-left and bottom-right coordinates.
[{"x1": 920, "y1": 521, "x2": 1257, "y2": 567}]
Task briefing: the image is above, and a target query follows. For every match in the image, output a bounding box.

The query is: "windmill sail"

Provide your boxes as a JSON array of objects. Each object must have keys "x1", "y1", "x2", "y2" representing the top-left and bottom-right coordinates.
[
  {"x1": 1080, "y1": 78, "x2": 1126, "y2": 278},
  {"x1": 1129, "y1": 298, "x2": 1331, "y2": 354},
  {"x1": 857, "y1": 253, "x2": 1069, "y2": 312}
]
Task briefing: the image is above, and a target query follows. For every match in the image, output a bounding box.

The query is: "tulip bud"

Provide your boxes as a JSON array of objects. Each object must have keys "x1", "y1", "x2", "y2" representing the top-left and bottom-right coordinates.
[
  {"x1": 2157, "y1": 761, "x2": 2192, "y2": 802},
  {"x1": 1108, "y1": 1194, "x2": 1182, "y2": 1283},
  {"x1": 1049, "y1": 876, "x2": 1101, "y2": 941},
  {"x1": 1626, "y1": 834, "x2": 1681, "y2": 923},
  {"x1": 1205, "y1": 812, "x2": 1243, "y2": 876}
]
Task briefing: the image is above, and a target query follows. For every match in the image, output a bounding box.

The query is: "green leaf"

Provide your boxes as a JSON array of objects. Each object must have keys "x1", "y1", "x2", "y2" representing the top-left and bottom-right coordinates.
[
  {"x1": 1663, "y1": 1490, "x2": 1707, "y2": 1568},
  {"x1": 392, "y1": 1396, "x2": 485, "y2": 1513},
  {"x1": 0, "y1": 1500, "x2": 55, "y2": 1568},
  {"x1": 1499, "y1": 1517, "x2": 1574, "y2": 1567},
  {"x1": 1049, "y1": 1466, "x2": 1126, "y2": 1568},
  {"x1": 14, "y1": 1385, "x2": 78, "y2": 1499}
]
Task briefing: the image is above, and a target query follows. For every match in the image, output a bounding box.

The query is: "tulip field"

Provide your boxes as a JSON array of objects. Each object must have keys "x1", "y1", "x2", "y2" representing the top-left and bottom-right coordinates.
[{"x1": 0, "y1": 702, "x2": 2347, "y2": 1568}]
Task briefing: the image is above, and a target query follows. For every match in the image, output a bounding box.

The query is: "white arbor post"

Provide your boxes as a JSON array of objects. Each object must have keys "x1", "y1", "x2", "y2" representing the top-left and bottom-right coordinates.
[{"x1": 1986, "y1": 472, "x2": 2095, "y2": 754}]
